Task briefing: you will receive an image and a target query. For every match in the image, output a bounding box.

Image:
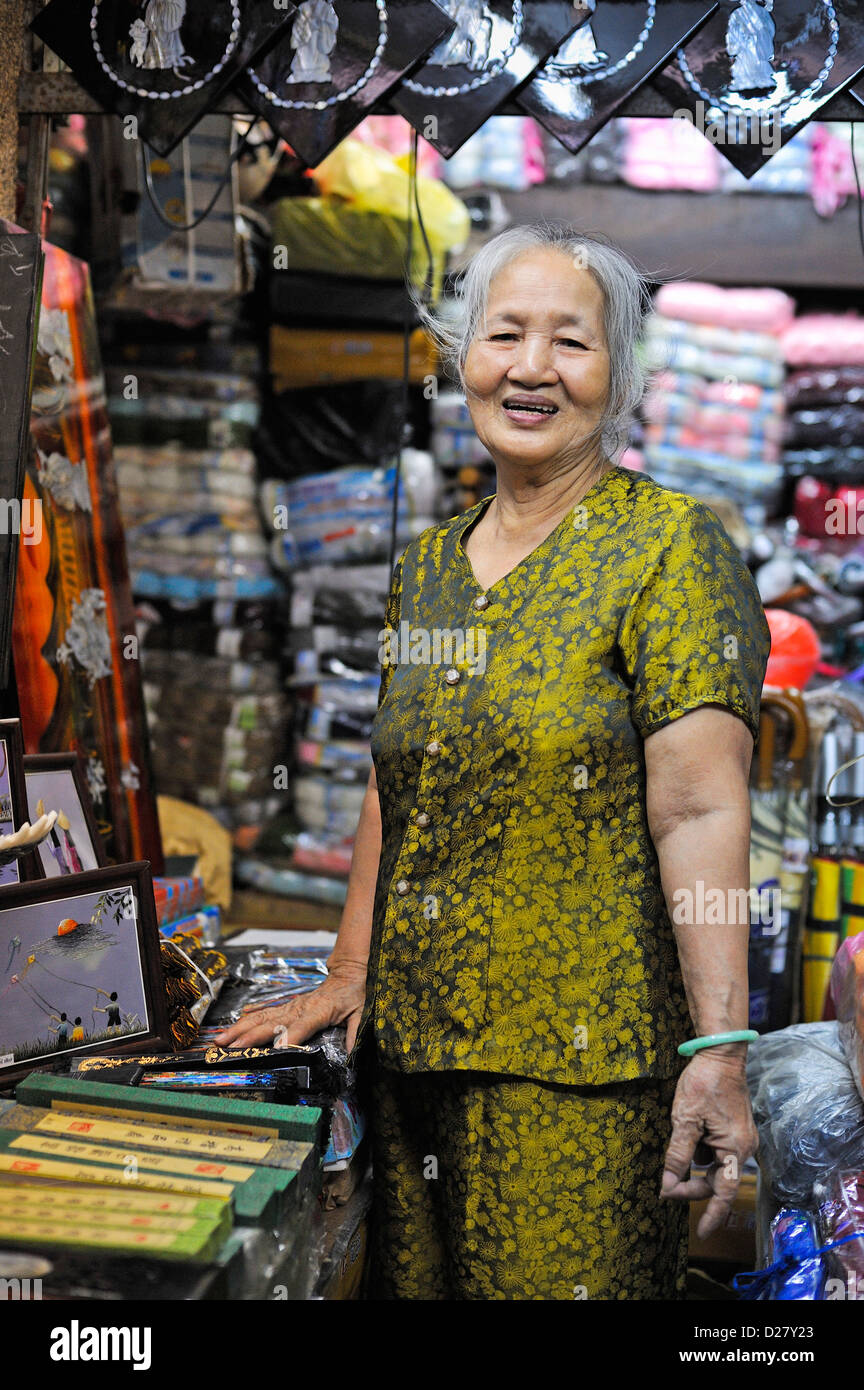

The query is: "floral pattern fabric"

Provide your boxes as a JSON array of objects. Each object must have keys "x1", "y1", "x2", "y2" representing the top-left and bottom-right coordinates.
[
  {"x1": 366, "y1": 1049, "x2": 689, "y2": 1300},
  {"x1": 359, "y1": 465, "x2": 770, "y2": 1086}
]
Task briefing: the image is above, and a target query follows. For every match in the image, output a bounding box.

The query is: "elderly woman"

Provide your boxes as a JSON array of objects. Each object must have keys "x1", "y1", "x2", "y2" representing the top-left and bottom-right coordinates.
[{"x1": 217, "y1": 225, "x2": 771, "y2": 1300}]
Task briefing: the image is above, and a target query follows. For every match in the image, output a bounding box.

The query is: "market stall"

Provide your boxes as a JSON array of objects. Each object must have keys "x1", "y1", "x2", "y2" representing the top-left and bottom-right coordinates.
[{"x1": 2, "y1": 0, "x2": 864, "y2": 1324}]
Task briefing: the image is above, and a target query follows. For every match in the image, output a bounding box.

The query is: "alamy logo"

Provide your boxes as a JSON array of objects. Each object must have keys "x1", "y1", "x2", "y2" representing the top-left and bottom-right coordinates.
[
  {"x1": 50, "y1": 1321, "x2": 152, "y2": 1371},
  {"x1": 0, "y1": 496, "x2": 42, "y2": 545},
  {"x1": 0, "y1": 1276, "x2": 41, "y2": 1300},
  {"x1": 378, "y1": 622, "x2": 487, "y2": 675}
]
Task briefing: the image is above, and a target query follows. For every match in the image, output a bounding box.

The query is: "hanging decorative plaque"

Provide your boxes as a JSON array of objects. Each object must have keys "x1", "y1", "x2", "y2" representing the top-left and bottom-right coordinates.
[
  {"x1": 390, "y1": 0, "x2": 581, "y2": 157},
  {"x1": 31, "y1": 0, "x2": 296, "y2": 157},
  {"x1": 237, "y1": 0, "x2": 455, "y2": 168},
  {"x1": 654, "y1": 0, "x2": 864, "y2": 177},
  {"x1": 517, "y1": 1, "x2": 718, "y2": 155}
]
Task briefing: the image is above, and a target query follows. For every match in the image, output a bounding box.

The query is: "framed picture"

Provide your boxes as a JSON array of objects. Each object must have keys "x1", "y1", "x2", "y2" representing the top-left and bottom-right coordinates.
[
  {"x1": 0, "y1": 222, "x2": 43, "y2": 690},
  {"x1": 0, "y1": 719, "x2": 40, "y2": 888},
  {"x1": 24, "y1": 753, "x2": 107, "y2": 879},
  {"x1": 0, "y1": 863, "x2": 170, "y2": 1087},
  {"x1": 12, "y1": 236, "x2": 164, "y2": 872}
]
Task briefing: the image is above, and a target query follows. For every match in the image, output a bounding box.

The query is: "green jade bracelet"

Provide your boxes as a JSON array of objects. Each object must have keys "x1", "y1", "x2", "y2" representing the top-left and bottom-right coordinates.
[{"x1": 677, "y1": 1030, "x2": 759, "y2": 1057}]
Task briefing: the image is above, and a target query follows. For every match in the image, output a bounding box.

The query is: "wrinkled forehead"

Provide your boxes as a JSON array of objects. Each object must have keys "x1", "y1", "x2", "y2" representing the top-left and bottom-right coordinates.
[{"x1": 482, "y1": 250, "x2": 607, "y2": 332}]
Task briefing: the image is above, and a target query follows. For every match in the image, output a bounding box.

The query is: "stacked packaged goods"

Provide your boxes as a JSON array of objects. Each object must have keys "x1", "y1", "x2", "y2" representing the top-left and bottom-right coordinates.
[
  {"x1": 641, "y1": 282, "x2": 796, "y2": 526},
  {"x1": 782, "y1": 315, "x2": 864, "y2": 546},
  {"x1": 430, "y1": 389, "x2": 495, "y2": 515},
  {"x1": 241, "y1": 456, "x2": 436, "y2": 898},
  {"x1": 106, "y1": 331, "x2": 290, "y2": 846}
]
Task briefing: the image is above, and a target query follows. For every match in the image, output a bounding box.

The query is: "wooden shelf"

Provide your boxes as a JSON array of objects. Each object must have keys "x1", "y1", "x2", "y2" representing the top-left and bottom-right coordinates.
[{"x1": 501, "y1": 184, "x2": 864, "y2": 288}]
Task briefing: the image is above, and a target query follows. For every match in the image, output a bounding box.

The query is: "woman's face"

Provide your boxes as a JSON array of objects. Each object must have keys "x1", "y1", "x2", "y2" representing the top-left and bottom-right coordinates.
[{"x1": 462, "y1": 248, "x2": 611, "y2": 473}]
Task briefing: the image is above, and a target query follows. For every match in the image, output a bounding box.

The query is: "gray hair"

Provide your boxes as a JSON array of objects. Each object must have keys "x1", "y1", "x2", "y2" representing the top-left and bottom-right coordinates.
[{"x1": 416, "y1": 224, "x2": 653, "y2": 461}]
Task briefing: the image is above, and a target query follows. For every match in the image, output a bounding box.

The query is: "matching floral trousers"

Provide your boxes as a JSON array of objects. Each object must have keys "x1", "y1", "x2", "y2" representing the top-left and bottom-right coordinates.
[{"x1": 365, "y1": 1050, "x2": 689, "y2": 1301}]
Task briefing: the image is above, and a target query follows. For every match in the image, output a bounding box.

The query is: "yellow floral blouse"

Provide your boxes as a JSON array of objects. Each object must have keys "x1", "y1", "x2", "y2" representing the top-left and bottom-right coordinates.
[{"x1": 360, "y1": 465, "x2": 771, "y2": 1086}]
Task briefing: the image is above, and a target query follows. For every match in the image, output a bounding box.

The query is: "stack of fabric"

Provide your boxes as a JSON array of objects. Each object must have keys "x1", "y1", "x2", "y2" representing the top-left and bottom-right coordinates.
[
  {"x1": 140, "y1": 631, "x2": 289, "y2": 845},
  {"x1": 440, "y1": 116, "x2": 545, "y2": 192},
  {"x1": 782, "y1": 314, "x2": 864, "y2": 538},
  {"x1": 431, "y1": 390, "x2": 495, "y2": 514},
  {"x1": 622, "y1": 117, "x2": 720, "y2": 192},
  {"x1": 105, "y1": 327, "x2": 290, "y2": 846},
  {"x1": 641, "y1": 282, "x2": 795, "y2": 526},
  {"x1": 235, "y1": 554, "x2": 390, "y2": 898},
  {"x1": 112, "y1": 440, "x2": 275, "y2": 605}
]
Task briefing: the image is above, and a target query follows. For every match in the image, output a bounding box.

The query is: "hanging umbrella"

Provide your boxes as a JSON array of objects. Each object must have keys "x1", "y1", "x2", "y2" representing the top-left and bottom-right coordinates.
[
  {"x1": 749, "y1": 708, "x2": 786, "y2": 1032},
  {"x1": 761, "y1": 688, "x2": 809, "y2": 1030},
  {"x1": 802, "y1": 728, "x2": 845, "y2": 1024}
]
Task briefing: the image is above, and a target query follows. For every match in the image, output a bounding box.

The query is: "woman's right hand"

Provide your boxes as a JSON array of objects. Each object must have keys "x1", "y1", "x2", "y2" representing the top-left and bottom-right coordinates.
[{"x1": 212, "y1": 960, "x2": 368, "y2": 1053}]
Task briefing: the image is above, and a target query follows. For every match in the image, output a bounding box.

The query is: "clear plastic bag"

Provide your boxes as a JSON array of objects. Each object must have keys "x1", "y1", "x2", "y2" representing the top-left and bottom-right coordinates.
[
  {"x1": 830, "y1": 933, "x2": 864, "y2": 1103},
  {"x1": 816, "y1": 1169, "x2": 864, "y2": 1285},
  {"x1": 747, "y1": 1021, "x2": 864, "y2": 1206}
]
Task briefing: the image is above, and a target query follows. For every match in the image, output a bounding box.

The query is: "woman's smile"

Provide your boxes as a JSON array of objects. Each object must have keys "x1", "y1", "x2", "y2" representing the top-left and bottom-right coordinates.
[{"x1": 500, "y1": 392, "x2": 561, "y2": 426}]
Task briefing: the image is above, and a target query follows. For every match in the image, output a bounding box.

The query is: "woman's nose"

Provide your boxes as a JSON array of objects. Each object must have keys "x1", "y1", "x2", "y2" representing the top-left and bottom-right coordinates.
[{"x1": 508, "y1": 335, "x2": 556, "y2": 383}]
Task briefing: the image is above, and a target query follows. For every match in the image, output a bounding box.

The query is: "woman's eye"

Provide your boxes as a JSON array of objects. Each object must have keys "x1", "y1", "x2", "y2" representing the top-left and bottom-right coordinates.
[
  {"x1": 558, "y1": 338, "x2": 587, "y2": 349},
  {"x1": 488, "y1": 332, "x2": 517, "y2": 342}
]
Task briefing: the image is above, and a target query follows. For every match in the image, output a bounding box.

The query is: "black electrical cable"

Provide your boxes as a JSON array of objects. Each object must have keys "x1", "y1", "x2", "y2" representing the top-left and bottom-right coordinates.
[
  {"x1": 412, "y1": 139, "x2": 435, "y2": 304},
  {"x1": 387, "y1": 130, "x2": 438, "y2": 575},
  {"x1": 388, "y1": 129, "x2": 419, "y2": 576},
  {"x1": 139, "y1": 117, "x2": 262, "y2": 233}
]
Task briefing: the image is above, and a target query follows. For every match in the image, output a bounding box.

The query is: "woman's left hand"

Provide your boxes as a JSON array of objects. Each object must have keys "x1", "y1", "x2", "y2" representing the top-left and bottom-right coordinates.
[{"x1": 660, "y1": 1050, "x2": 758, "y2": 1239}]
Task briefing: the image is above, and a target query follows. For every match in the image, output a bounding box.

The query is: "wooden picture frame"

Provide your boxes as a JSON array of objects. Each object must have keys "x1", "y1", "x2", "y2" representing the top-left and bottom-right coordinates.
[
  {"x1": 0, "y1": 862, "x2": 170, "y2": 1088},
  {"x1": 0, "y1": 718, "x2": 42, "y2": 886},
  {"x1": 0, "y1": 223, "x2": 44, "y2": 689},
  {"x1": 24, "y1": 752, "x2": 108, "y2": 878},
  {"x1": 12, "y1": 237, "x2": 164, "y2": 872}
]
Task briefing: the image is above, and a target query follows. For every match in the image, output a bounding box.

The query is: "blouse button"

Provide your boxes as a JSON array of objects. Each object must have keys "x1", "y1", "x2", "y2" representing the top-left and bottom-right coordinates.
[
  {"x1": 473, "y1": 594, "x2": 489, "y2": 611},
  {"x1": 395, "y1": 879, "x2": 410, "y2": 896},
  {"x1": 415, "y1": 812, "x2": 431, "y2": 828},
  {"x1": 445, "y1": 668, "x2": 461, "y2": 685},
  {"x1": 425, "y1": 740, "x2": 442, "y2": 756}
]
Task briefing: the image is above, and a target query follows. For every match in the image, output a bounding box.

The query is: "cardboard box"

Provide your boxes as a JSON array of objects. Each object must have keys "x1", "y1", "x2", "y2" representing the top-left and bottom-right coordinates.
[{"x1": 688, "y1": 1170, "x2": 758, "y2": 1266}]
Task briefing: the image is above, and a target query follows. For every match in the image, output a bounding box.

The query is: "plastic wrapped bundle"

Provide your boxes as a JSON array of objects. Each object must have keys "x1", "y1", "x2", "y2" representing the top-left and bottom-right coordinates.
[
  {"x1": 654, "y1": 283, "x2": 796, "y2": 335},
  {"x1": 831, "y1": 932, "x2": 864, "y2": 1103},
  {"x1": 622, "y1": 117, "x2": 720, "y2": 192},
  {"x1": 262, "y1": 458, "x2": 437, "y2": 569},
  {"x1": 784, "y1": 446, "x2": 864, "y2": 485},
  {"x1": 785, "y1": 367, "x2": 864, "y2": 409},
  {"x1": 816, "y1": 1169, "x2": 864, "y2": 1286},
  {"x1": 642, "y1": 289, "x2": 791, "y2": 522},
  {"x1": 782, "y1": 315, "x2": 864, "y2": 368},
  {"x1": 640, "y1": 444, "x2": 783, "y2": 526},
  {"x1": 747, "y1": 1021, "x2": 864, "y2": 1207},
  {"x1": 257, "y1": 381, "x2": 406, "y2": 480},
  {"x1": 787, "y1": 405, "x2": 864, "y2": 450},
  {"x1": 291, "y1": 564, "x2": 389, "y2": 629},
  {"x1": 441, "y1": 116, "x2": 545, "y2": 192},
  {"x1": 736, "y1": 1210, "x2": 828, "y2": 1300}
]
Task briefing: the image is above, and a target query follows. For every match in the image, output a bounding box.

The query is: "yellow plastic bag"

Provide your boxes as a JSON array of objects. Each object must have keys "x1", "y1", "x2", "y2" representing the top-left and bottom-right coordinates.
[{"x1": 312, "y1": 138, "x2": 470, "y2": 282}]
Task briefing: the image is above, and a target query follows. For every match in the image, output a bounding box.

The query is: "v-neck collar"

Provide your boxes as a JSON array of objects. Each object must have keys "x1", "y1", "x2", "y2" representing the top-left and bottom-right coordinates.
[{"x1": 454, "y1": 465, "x2": 628, "y2": 598}]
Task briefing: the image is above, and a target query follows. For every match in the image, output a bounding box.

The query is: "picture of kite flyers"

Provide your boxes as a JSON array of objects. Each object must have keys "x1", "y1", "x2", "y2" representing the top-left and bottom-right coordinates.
[
  {"x1": 0, "y1": 885, "x2": 149, "y2": 1069},
  {"x1": 0, "y1": 740, "x2": 21, "y2": 888}
]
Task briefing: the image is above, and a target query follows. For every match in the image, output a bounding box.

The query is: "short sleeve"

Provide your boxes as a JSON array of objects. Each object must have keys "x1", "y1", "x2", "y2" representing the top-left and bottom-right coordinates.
[
  {"x1": 377, "y1": 554, "x2": 403, "y2": 710},
  {"x1": 617, "y1": 501, "x2": 770, "y2": 741}
]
